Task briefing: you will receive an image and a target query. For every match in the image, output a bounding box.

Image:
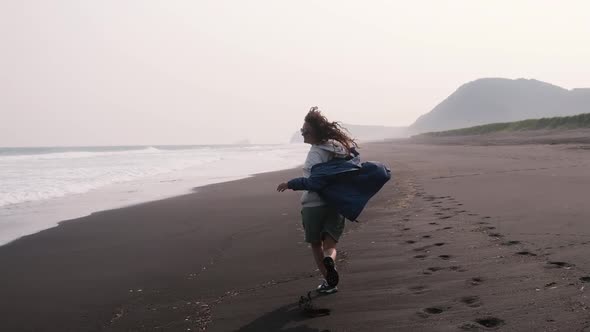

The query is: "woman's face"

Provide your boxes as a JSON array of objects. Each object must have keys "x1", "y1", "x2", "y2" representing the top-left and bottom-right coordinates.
[{"x1": 300, "y1": 122, "x2": 319, "y2": 144}]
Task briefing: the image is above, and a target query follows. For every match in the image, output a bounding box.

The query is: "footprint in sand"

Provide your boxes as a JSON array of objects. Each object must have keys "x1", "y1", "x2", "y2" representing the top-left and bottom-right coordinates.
[
  {"x1": 469, "y1": 277, "x2": 484, "y2": 286},
  {"x1": 475, "y1": 317, "x2": 505, "y2": 328},
  {"x1": 546, "y1": 261, "x2": 574, "y2": 269},
  {"x1": 544, "y1": 282, "x2": 557, "y2": 288},
  {"x1": 409, "y1": 285, "x2": 429, "y2": 294},
  {"x1": 425, "y1": 266, "x2": 466, "y2": 274},
  {"x1": 417, "y1": 306, "x2": 447, "y2": 318},
  {"x1": 414, "y1": 242, "x2": 444, "y2": 252},
  {"x1": 459, "y1": 317, "x2": 505, "y2": 330},
  {"x1": 423, "y1": 307, "x2": 444, "y2": 314},
  {"x1": 423, "y1": 267, "x2": 440, "y2": 275},
  {"x1": 449, "y1": 266, "x2": 467, "y2": 272},
  {"x1": 459, "y1": 295, "x2": 482, "y2": 308}
]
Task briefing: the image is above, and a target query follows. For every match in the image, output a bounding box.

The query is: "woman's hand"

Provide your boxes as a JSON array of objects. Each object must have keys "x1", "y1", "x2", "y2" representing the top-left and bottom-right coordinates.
[{"x1": 276, "y1": 182, "x2": 289, "y2": 192}]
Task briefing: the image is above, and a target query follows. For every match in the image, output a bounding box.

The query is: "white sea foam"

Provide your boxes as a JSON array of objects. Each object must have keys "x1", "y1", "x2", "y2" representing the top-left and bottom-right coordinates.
[
  {"x1": 0, "y1": 143, "x2": 310, "y2": 246},
  {"x1": 0, "y1": 147, "x2": 221, "y2": 207},
  {"x1": 0, "y1": 146, "x2": 165, "y2": 161}
]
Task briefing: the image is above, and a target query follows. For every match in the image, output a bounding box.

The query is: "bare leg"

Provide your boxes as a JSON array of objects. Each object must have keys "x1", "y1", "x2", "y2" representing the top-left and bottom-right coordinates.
[
  {"x1": 321, "y1": 233, "x2": 340, "y2": 287},
  {"x1": 311, "y1": 242, "x2": 327, "y2": 277},
  {"x1": 322, "y1": 234, "x2": 338, "y2": 262}
]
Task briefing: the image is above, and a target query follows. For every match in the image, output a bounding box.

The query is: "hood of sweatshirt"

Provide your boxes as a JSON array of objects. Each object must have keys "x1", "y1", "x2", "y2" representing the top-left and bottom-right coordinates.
[{"x1": 314, "y1": 140, "x2": 349, "y2": 158}]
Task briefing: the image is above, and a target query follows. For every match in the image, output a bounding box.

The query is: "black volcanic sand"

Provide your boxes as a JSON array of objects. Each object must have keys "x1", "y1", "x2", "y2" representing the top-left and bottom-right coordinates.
[{"x1": 2, "y1": 134, "x2": 590, "y2": 331}]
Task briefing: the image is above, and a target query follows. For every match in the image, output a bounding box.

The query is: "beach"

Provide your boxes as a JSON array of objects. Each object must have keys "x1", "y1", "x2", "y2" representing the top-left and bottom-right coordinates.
[{"x1": 2, "y1": 137, "x2": 590, "y2": 331}]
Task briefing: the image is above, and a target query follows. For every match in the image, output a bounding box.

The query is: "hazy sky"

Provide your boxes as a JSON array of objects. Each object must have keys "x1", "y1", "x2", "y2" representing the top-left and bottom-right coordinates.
[{"x1": 2, "y1": 1, "x2": 589, "y2": 146}]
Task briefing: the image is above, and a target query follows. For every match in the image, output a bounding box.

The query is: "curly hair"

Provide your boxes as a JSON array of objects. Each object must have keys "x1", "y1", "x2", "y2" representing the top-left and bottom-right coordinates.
[{"x1": 304, "y1": 106, "x2": 358, "y2": 153}]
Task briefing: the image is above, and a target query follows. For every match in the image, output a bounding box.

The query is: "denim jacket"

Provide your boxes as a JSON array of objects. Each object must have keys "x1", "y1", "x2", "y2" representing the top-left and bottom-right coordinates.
[{"x1": 287, "y1": 150, "x2": 391, "y2": 221}]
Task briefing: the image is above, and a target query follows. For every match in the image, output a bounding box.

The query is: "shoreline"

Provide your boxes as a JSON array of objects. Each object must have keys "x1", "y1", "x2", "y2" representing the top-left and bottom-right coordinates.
[
  {"x1": 0, "y1": 171, "x2": 274, "y2": 248},
  {"x1": 2, "y1": 139, "x2": 590, "y2": 331},
  {"x1": 0, "y1": 143, "x2": 309, "y2": 247},
  {"x1": 0, "y1": 163, "x2": 308, "y2": 331}
]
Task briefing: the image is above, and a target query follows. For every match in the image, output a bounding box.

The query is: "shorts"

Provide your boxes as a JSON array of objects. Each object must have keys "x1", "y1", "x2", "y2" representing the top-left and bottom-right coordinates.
[{"x1": 301, "y1": 205, "x2": 345, "y2": 244}]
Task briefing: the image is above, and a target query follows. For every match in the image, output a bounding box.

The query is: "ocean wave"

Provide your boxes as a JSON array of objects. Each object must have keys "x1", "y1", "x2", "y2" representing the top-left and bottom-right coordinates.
[
  {"x1": 0, "y1": 144, "x2": 309, "y2": 208},
  {"x1": 0, "y1": 146, "x2": 165, "y2": 161},
  {"x1": 0, "y1": 154, "x2": 223, "y2": 207}
]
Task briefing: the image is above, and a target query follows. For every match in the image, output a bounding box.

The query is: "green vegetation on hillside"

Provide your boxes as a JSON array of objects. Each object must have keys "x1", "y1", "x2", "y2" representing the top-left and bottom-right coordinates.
[{"x1": 417, "y1": 113, "x2": 590, "y2": 137}]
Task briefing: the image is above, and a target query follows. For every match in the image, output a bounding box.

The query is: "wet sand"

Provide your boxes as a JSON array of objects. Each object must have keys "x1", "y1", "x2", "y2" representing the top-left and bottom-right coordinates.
[{"x1": 2, "y1": 134, "x2": 590, "y2": 331}]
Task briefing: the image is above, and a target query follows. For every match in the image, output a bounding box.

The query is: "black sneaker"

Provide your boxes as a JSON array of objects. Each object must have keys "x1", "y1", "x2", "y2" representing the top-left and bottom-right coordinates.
[
  {"x1": 316, "y1": 279, "x2": 338, "y2": 294},
  {"x1": 323, "y1": 256, "x2": 339, "y2": 287}
]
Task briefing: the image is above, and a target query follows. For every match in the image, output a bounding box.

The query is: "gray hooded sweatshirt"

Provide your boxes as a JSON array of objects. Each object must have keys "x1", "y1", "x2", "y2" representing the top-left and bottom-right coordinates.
[{"x1": 301, "y1": 140, "x2": 349, "y2": 207}]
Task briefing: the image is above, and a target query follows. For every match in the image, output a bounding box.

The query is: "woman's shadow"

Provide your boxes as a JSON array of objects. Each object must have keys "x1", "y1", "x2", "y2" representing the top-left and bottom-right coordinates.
[{"x1": 235, "y1": 294, "x2": 331, "y2": 332}]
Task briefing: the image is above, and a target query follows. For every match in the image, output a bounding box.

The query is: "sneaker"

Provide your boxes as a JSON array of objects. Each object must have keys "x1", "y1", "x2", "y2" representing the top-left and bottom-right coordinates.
[
  {"x1": 316, "y1": 279, "x2": 338, "y2": 294},
  {"x1": 323, "y1": 256, "x2": 339, "y2": 287}
]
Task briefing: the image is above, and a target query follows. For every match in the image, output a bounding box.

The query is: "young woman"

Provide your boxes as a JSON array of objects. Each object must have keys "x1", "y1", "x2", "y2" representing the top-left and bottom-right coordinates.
[{"x1": 277, "y1": 106, "x2": 358, "y2": 294}]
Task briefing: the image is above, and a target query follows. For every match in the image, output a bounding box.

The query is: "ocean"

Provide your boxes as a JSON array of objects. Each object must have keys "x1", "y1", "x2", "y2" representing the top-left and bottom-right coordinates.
[{"x1": 0, "y1": 144, "x2": 309, "y2": 246}]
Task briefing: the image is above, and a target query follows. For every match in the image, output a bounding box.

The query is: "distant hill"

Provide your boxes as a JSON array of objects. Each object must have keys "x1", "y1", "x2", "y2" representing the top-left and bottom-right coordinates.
[
  {"x1": 290, "y1": 124, "x2": 407, "y2": 144},
  {"x1": 416, "y1": 112, "x2": 590, "y2": 137},
  {"x1": 409, "y1": 78, "x2": 590, "y2": 134}
]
